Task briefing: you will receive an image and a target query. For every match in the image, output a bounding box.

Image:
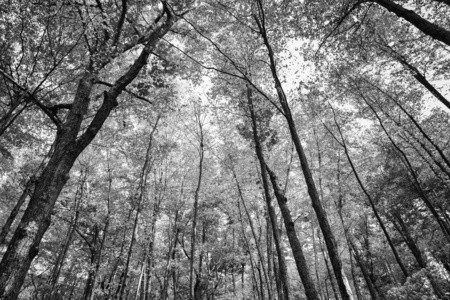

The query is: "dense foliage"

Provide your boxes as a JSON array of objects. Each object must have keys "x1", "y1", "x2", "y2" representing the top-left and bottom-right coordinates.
[{"x1": 1, "y1": 0, "x2": 449, "y2": 299}]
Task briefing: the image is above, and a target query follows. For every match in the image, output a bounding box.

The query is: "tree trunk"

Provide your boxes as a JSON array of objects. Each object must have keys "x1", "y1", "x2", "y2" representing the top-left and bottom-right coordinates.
[
  {"x1": 348, "y1": 240, "x2": 381, "y2": 300},
  {"x1": 246, "y1": 85, "x2": 291, "y2": 300},
  {"x1": 252, "y1": 4, "x2": 351, "y2": 298},
  {"x1": 318, "y1": 232, "x2": 340, "y2": 300},
  {"x1": 373, "y1": 0, "x2": 450, "y2": 46},
  {"x1": 232, "y1": 168, "x2": 272, "y2": 299},
  {"x1": 0, "y1": 7, "x2": 177, "y2": 298},
  {"x1": 0, "y1": 179, "x2": 33, "y2": 245},
  {"x1": 266, "y1": 166, "x2": 320, "y2": 300},
  {"x1": 330, "y1": 106, "x2": 409, "y2": 280},
  {"x1": 190, "y1": 108, "x2": 205, "y2": 300},
  {"x1": 361, "y1": 94, "x2": 450, "y2": 241}
]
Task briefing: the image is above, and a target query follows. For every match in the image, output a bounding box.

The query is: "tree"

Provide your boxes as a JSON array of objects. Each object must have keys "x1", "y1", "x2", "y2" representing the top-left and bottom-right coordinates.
[{"x1": 0, "y1": 1, "x2": 181, "y2": 298}]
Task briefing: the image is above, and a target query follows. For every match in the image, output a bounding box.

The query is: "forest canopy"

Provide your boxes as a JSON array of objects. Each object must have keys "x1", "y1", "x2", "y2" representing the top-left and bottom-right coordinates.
[{"x1": 0, "y1": 0, "x2": 450, "y2": 299}]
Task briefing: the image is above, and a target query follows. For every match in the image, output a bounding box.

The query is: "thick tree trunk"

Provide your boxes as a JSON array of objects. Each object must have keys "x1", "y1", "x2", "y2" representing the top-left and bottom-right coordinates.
[
  {"x1": 0, "y1": 7, "x2": 177, "y2": 298},
  {"x1": 373, "y1": 0, "x2": 450, "y2": 46}
]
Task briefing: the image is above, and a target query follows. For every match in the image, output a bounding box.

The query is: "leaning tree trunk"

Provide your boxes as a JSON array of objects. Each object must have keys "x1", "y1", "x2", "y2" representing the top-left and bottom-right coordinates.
[
  {"x1": 0, "y1": 179, "x2": 33, "y2": 245},
  {"x1": 232, "y1": 168, "x2": 272, "y2": 299},
  {"x1": 373, "y1": 0, "x2": 450, "y2": 46},
  {"x1": 0, "y1": 6, "x2": 177, "y2": 298},
  {"x1": 252, "y1": 3, "x2": 351, "y2": 298},
  {"x1": 266, "y1": 165, "x2": 320, "y2": 300},
  {"x1": 246, "y1": 85, "x2": 291, "y2": 300},
  {"x1": 361, "y1": 94, "x2": 450, "y2": 241},
  {"x1": 330, "y1": 106, "x2": 409, "y2": 280}
]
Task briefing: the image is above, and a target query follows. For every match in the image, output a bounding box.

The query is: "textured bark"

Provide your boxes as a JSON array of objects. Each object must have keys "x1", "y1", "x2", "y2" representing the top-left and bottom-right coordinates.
[
  {"x1": 266, "y1": 166, "x2": 320, "y2": 300},
  {"x1": 0, "y1": 5, "x2": 177, "y2": 298},
  {"x1": 373, "y1": 0, "x2": 450, "y2": 46}
]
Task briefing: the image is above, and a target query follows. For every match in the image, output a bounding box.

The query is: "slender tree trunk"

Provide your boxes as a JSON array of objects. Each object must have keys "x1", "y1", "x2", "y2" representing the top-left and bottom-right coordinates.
[
  {"x1": 366, "y1": 81, "x2": 450, "y2": 173},
  {"x1": 361, "y1": 94, "x2": 450, "y2": 241},
  {"x1": 160, "y1": 206, "x2": 180, "y2": 300},
  {"x1": 143, "y1": 193, "x2": 164, "y2": 300},
  {"x1": 312, "y1": 226, "x2": 324, "y2": 300},
  {"x1": 0, "y1": 84, "x2": 29, "y2": 137},
  {"x1": 232, "y1": 168, "x2": 272, "y2": 299},
  {"x1": 246, "y1": 85, "x2": 291, "y2": 300},
  {"x1": 330, "y1": 106, "x2": 409, "y2": 280},
  {"x1": 119, "y1": 117, "x2": 160, "y2": 300},
  {"x1": 348, "y1": 240, "x2": 381, "y2": 300},
  {"x1": 397, "y1": 56, "x2": 450, "y2": 110},
  {"x1": 318, "y1": 232, "x2": 340, "y2": 300},
  {"x1": 190, "y1": 109, "x2": 205, "y2": 300},
  {"x1": 46, "y1": 200, "x2": 80, "y2": 298},
  {"x1": 238, "y1": 198, "x2": 262, "y2": 300},
  {"x1": 390, "y1": 213, "x2": 446, "y2": 299},
  {"x1": 252, "y1": 4, "x2": 351, "y2": 298},
  {"x1": 0, "y1": 179, "x2": 33, "y2": 245},
  {"x1": 266, "y1": 166, "x2": 320, "y2": 299},
  {"x1": 349, "y1": 252, "x2": 362, "y2": 300}
]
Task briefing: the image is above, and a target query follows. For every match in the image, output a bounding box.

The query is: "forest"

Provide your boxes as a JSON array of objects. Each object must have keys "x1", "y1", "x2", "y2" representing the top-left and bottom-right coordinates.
[{"x1": 0, "y1": 0, "x2": 449, "y2": 299}]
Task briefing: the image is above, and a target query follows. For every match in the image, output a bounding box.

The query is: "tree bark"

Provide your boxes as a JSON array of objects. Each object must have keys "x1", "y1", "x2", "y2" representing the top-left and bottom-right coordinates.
[
  {"x1": 0, "y1": 5, "x2": 177, "y2": 298},
  {"x1": 246, "y1": 85, "x2": 291, "y2": 300},
  {"x1": 253, "y1": 3, "x2": 350, "y2": 298},
  {"x1": 266, "y1": 166, "x2": 320, "y2": 300},
  {"x1": 373, "y1": 0, "x2": 450, "y2": 47}
]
